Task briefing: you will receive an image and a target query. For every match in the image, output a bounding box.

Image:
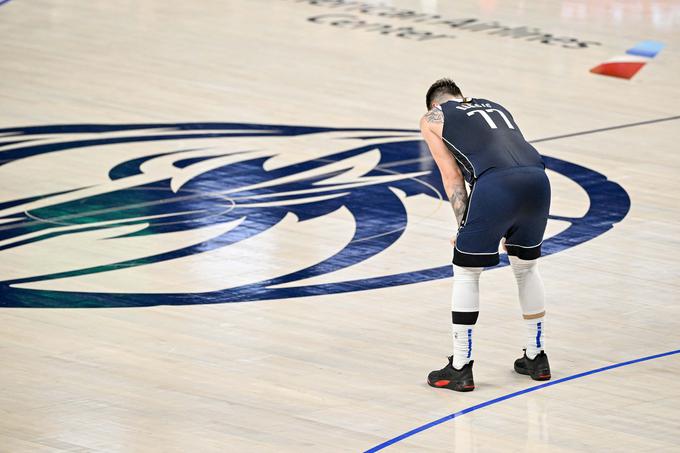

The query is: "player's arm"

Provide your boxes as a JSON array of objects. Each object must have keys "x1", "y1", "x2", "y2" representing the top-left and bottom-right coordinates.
[{"x1": 420, "y1": 110, "x2": 468, "y2": 227}]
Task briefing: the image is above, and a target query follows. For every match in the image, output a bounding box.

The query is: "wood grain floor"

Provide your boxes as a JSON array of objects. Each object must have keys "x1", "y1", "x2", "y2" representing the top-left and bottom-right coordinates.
[{"x1": 1, "y1": 0, "x2": 679, "y2": 451}]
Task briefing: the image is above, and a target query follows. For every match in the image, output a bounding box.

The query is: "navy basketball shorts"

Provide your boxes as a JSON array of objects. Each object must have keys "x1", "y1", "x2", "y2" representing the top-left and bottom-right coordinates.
[{"x1": 453, "y1": 166, "x2": 551, "y2": 268}]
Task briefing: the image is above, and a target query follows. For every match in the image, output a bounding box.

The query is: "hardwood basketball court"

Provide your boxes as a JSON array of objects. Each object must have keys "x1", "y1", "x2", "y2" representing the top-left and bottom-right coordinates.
[{"x1": 1, "y1": 1, "x2": 679, "y2": 451}]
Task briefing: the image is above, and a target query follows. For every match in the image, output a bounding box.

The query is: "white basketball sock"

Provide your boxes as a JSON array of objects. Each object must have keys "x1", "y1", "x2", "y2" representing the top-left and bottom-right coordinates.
[
  {"x1": 509, "y1": 256, "x2": 546, "y2": 359},
  {"x1": 452, "y1": 324, "x2": 474, "y2": 369},
  {"x1": 451, "y1": 265, "x2": 483, "y2": 369},
  {"x1": 524, "y1": 316, "x2": 545, "y2": 359}
]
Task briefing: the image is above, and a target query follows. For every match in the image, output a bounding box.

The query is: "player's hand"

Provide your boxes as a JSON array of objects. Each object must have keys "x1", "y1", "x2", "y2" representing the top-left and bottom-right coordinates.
[{"x1": 450, "y1": 235, "x2": 457, "y2": 247}]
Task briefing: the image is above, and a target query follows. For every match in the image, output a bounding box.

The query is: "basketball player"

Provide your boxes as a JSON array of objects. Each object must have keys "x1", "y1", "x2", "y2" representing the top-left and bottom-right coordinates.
[{"x1": 420, "y1": 78, "x2": 551, "y2": 392}]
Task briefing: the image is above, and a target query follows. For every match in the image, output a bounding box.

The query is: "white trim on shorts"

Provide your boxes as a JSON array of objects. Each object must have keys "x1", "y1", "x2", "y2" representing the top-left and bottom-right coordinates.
[
  {"x1": 454, "y1": 245, "x2": 499, "y2": 255},
  {"x1": 505, "y1": 240, "x2": 543, "y2": 248}
]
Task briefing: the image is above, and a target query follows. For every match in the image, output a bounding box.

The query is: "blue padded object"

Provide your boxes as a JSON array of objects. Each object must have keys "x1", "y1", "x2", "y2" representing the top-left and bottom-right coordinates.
[{"x1": 626, "y1": 40, "x2": 665, "y2": 58}]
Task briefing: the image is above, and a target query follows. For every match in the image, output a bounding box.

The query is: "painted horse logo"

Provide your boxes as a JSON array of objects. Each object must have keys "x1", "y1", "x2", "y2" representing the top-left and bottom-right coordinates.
[{"x1": 0, "y1": 123, "x2": 629, "y2": 307}]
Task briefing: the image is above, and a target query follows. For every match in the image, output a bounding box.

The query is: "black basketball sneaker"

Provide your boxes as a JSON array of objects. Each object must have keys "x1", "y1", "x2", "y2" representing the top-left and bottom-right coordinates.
[
  {"x1": 427, "y1": 357, "x2": 475, "y2": 392},
  {"x1": 514, "y1": 350, "x2": 551, "y2": 381}
]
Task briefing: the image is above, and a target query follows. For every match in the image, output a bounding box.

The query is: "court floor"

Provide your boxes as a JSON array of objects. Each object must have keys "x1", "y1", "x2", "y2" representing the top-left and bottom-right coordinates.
[{"x1": 1, "y1": 0, "x2": 679, "y2": 451}]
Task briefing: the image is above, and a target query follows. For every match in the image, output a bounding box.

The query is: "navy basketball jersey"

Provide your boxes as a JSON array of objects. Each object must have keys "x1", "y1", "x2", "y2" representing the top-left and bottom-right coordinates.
[{"x1": 440, "y1": 98, "x2": 544, "y2": 183}]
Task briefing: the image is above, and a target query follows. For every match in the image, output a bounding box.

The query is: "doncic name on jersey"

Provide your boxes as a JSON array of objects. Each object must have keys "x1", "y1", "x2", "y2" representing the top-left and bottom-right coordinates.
[{"x1": 0, "y1": 123, "x2": 630, "y2": 308}]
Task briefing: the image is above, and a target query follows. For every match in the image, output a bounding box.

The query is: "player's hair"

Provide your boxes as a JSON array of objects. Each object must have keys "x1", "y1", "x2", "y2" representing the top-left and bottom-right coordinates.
[{"x1": 425, "y1": 78, "x2": 463, "y2": 109}]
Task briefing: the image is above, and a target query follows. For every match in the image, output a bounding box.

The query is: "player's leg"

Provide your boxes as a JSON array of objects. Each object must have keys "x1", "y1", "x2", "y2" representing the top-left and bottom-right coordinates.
[
  {"x1": 428, "y1": 179, "x2": 506, "y2": 392},
  {"x1": 504, "y1": 167, "x2": 551, "y2": 380},
  {"x1": 427, "y1": 264, "x2": 481, "y2": 392},
  {"x1": 509, "y1": 255, "x2": 551, "y2": 380},
  {"x1": 451, "y1": 265, "x2": 482, "y2": 370},
  {"x1": 510, "y1": 255, "x2": 546, "y2": 360}
]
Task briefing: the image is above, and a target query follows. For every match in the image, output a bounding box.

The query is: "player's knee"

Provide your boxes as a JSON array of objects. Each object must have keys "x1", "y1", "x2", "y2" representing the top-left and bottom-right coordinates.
[
  {"x1": 452, "y1": 265, "x2": 482, "y2": 313},
  {"x1": 509, "y1": 255, "x2": 538, "y2": 280},
  {"x1": 453, "y1": 265, "x2": 483, "y2": 282}
]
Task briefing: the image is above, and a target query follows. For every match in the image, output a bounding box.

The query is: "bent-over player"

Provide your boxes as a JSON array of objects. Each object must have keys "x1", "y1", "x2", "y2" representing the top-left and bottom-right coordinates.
[{"x1": 420, "y1": 78, "x2": 552, "y2": 392}]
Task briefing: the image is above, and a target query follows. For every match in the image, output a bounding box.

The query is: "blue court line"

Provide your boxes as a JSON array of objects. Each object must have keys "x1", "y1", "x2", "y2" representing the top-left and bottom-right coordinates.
[{"x1": 364, "y1": 348, "x2": 680, "y2": 452}]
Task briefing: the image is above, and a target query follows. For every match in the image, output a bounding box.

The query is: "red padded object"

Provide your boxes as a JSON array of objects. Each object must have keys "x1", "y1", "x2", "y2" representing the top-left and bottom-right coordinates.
[{"x1": 590, "y1": 61, "x2": 646, "y2": 79}]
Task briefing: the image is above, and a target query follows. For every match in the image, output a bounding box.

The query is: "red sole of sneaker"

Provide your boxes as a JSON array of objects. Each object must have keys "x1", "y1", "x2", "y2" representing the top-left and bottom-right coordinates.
[{"x1": 428, "y1": 380, "x2": 475, "y2": 391}]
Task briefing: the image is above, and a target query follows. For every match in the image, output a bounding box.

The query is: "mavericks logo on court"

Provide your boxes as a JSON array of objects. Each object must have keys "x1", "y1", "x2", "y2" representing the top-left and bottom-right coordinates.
[{"x1": 0, "y1": 123, "x2": 629, "y2": 308}]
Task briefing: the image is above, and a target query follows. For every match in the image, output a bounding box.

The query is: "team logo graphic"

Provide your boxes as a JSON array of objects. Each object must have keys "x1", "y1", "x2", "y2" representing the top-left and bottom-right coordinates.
[{"x1": 0, "y1": 123, "x2": 630, "y2": 308}]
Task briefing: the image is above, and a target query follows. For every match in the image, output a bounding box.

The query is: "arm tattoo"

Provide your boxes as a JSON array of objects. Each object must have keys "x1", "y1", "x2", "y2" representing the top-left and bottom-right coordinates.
[
  {"x1": 449, "y1": 181, "x2": 468, "y2": 227},
  {"x1": 424, "y1": 108, "x2": 443, "y2": 124}
]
